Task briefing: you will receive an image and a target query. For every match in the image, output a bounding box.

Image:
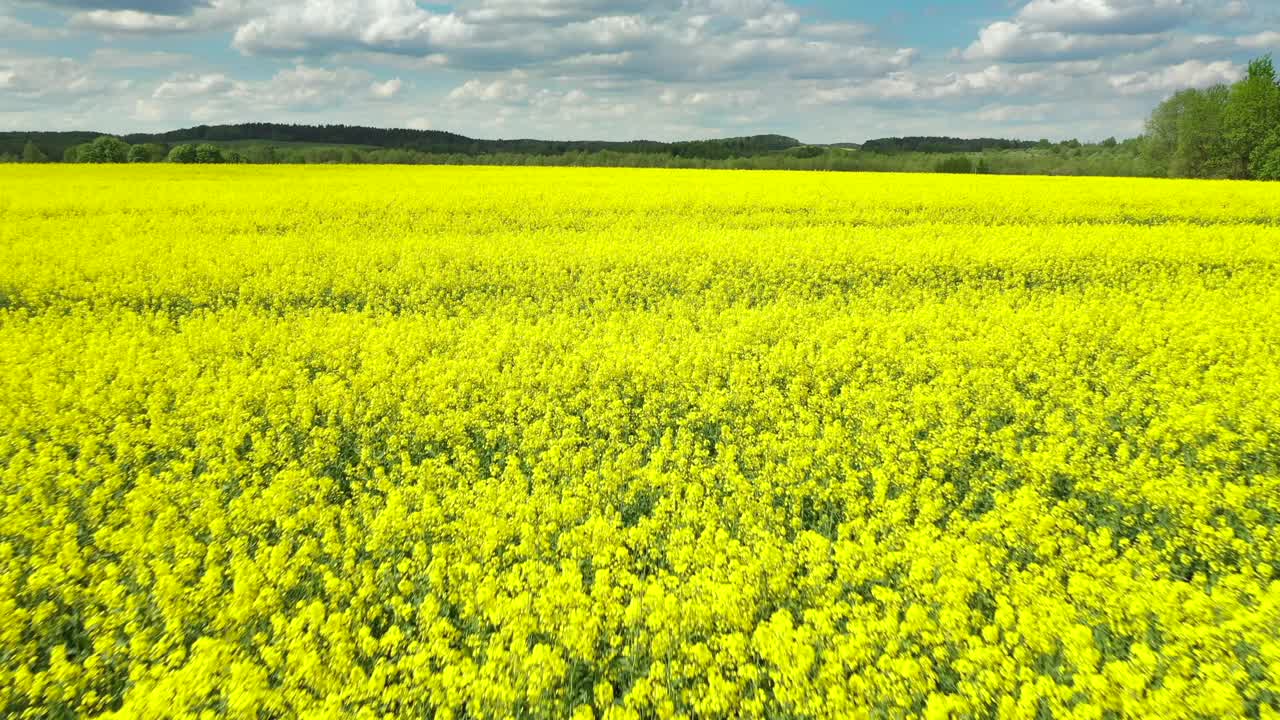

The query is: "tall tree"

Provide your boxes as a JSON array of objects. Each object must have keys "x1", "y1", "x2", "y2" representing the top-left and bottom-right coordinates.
[
  {"x1": 1223, "y1": 55, "x2": 1280, "y2": 178},
  {"x1": 1253, "y1": 130, "x2": 1280, "y2": 180},
  {"x1": 1143, "y1": 86, "x2": 1232, "y2": 178},
  {"x1": 1142, "y1": 89, "x2": 1194, "y2": 173},
  {"x1": 22, "y1": 141, "x2": 48, "y2": 163}
]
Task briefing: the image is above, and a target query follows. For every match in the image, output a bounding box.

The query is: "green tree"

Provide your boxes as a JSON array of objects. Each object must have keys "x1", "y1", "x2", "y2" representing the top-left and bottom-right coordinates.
[
  {"x1": 80, "y1": 136, "x2": 131, "y2": 163},
  {"x1": 127, "y1": 145, "x2": 150, "y2": 163},
  {"x1": 935, "y1": 156, "x2": 974, "y2": 174},
  {"x1": 194, "y1": 144, "x2": 225, "y2": 163},
  {"x1": 243, "y1": 145, "x2": 278, "y2": 164},
  {"x1": 1142, "y1": 86, "x2": 1231, "y2": 178},
  {"x1": 1253, "y1": 129, "x2": 1280, "y2": 180},
  {"x1": 168, "y1": 144, "x2": 197, "y2": 163},
  {"x1": 1223, "y1": 55, "x2": 1280, "y2": 178},
  {"x1": 137, "y1": 143, "x2": 169, "y2": 162},
  {"x1": 22, "y1": 141, "x2": 49, "y2": 163},
  {"x1": 1143, "y1": 90, "x2": 1192, "y2": 173}
]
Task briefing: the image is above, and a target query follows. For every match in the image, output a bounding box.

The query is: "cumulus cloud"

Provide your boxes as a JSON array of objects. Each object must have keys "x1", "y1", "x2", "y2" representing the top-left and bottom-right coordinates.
[
  {"x1": 0, "y1": 54, "x2": 127, "y2": 100},
  {"x1": 807, "y1": 65, "x2": 1051, "y2": 104},
  {"x1": 227, "y1": 0, "x2": 913, "y2": 84},
  {"x1": 140, "y1": 63, "x2": 404, "y2": 122},
  {"x1": 1, "y1": 14, "x2": 66, "y2": 38},
  {"x1": 446, "y1": 76, "x2": 532, "y2": 104},
  {"x1": 151, "y1": 72, "x2": 234, "y2": 99},
  {"x1": 370, "y1": 77, "x2": 403, "y2": 99},
  {"x1": 231, "y1": 1, "x2": 474, "y2": 55},
  {"x1": 963, "y1": 20, "x2": 1161, "y2": 61},
  {"x1": 974, "y1": 102, "x2": 1056, "y2": 123},
  {"x1": 658, "y1": 87, "x2": 763, "y2": 109},
  {"x1": 69, "y1": 0, "x2": 254, "y2": 33},
  {"x1": 35, "y1": 0, "x2": 209, "y2": 13},
  {"x1": 1220, "y1": 0, "x2": 1250, "y2": 19},
  {"x1": 1237, "y1": 30, "x2": 1280, "y2": 49},
  {"x1": 436, "y1": 72, "x2": 671, "y2": 136},
  {"x1": 88, "y1": 48, "x2": 193, "y2": 67},
  {"x1": 1016, "y1": 0, "x2": 1194, "y2": 35},
  {"x1": 960, "y1": 0, "x2": 1216, "y2": 63},
  {"x1": 457, "y1": 0, "x2": 669, "y2": 23},
  {"x1": 1108, "y1": 58, "x2": 1241, "y2": 94}
]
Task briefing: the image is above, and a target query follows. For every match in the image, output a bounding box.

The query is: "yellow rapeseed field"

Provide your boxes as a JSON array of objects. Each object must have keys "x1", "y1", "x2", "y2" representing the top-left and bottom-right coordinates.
[{"x1": 1, "y1": 165, "x2": 1279, "y2": 719}]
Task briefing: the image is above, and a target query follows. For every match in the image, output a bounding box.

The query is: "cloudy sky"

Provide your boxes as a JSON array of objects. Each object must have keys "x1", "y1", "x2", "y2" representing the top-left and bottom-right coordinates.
[{"x1": 1, "y1": 0, "x2": 1276, "y2": 142}]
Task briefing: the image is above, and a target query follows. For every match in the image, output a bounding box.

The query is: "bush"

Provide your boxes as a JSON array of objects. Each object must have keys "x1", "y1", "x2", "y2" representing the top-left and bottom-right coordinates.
[
  {"x1": 168, "y1": 145, "x2": 197, "y2": 164},
  {"x1": 195, "y1": 144, "x2": 225, "y2": 164},
  {"x1": 127, "y1": 145, "x2": 151, "y2": 163},
  {"x1": 80, "y1": 136, "x2": 131, "y2": 163}
]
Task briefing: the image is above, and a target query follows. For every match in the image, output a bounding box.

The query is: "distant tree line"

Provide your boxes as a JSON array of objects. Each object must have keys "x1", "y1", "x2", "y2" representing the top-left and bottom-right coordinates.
[
  {"x1": 2, "y1": 57, "x2": 1276, "y2": 180},
  {"x1": 0, "y1": 133, "x2": 1163, "y2": 177},
  {"x1": 118, "y1": 125, "x2": 799, "y2": 159},
  {"x1": 861, "y1": 137, "x2": 1038, "y2": 153},
  {"x1": 3, "y1": 128, "x2": 803, "y2": 166}
]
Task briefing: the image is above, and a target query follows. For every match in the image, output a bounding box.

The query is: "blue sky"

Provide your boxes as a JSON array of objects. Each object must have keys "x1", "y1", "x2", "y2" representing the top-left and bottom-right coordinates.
[{"x1": 1, "y1": 0, "x2": 1276, "y2": 142}]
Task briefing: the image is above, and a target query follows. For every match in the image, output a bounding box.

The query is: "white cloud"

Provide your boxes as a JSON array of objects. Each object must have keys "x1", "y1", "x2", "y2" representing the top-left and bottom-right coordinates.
[
  {"x1": 140, "y1": 63, "x2": 403, "y2": 122},
  {"x1": 88, "y1": 48, "x2": 193, "y2": 68},
  {"x1": 69, "y1": 0, "x2": 255, "y2": 33},
  {"x1": 808, "y1": 65, "x2": 1051, "y2": 104},
  {"x1": 958, "y1": 0, "x2": 1239, "y2": 65},
  {"x1": 37, "y1": 0, "x2": 211, "y2": 13},
  {"x1": 151, "y1": 72, "x2": 234, "y2": 99},
  {"x1": 458, "y1": 0, "x2": 666, "y2": 23},
  {"x1": 1221, "y1": 0, "x2": 1250, "y2": 19},
  {"x1": 1237, "y1": 30, "x2": 1280, "y2": 49},
  {"x1": 260, "y1": 65, "x2": 387, "y2": 108},
  {"x1": 974, "y1": 102, "x2": 1056, "y2": 123},
  {"x1": 1108, "y1": 58, "x2": 1241, "y2": 94},
  {"x1": 1016, "y1": 0, "x2": 1194, "y2": 35},
  {"x1": 231, "y1": 1, "x2": 474, "y2": 55},
  {"x1": 963, "y1": 20, "x2": 1160, "y2": 62},
  {"x1": 369, "y1": 77, "x2": 403, "y2": 99},
  {"x1": 446, "y1": 76, "x2": 531, "y2": 104},
  {"x1": 0, "y1": 13, "x2": 67, "y2": 38},
  {"x1": 225, "y1": 0, "x2": 913, "y2": 85},
  {"x1": 659, "y1": 87, "x2": 763, "y2": 108},
  {"x1": 0, "y1": 54, "x2": 126, "y2": 100}
]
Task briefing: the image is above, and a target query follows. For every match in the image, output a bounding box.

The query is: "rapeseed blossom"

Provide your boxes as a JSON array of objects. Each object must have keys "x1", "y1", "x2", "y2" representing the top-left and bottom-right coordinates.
[{"x1": 1, "y1": 165, "x2": 1278, "y2": 718}]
